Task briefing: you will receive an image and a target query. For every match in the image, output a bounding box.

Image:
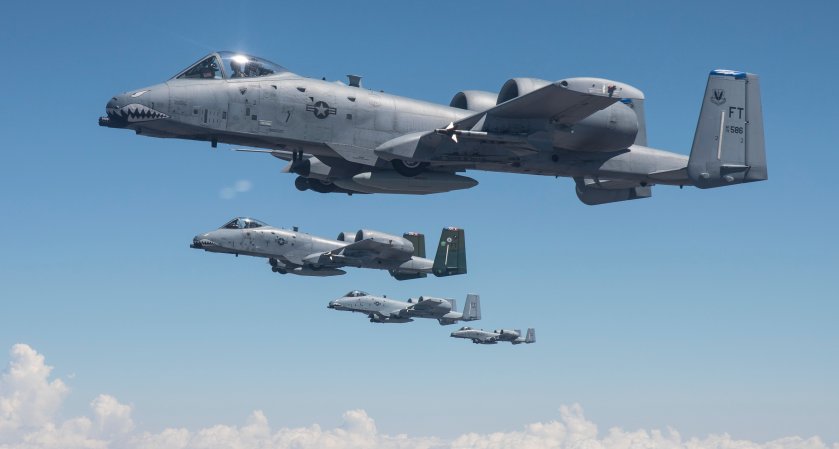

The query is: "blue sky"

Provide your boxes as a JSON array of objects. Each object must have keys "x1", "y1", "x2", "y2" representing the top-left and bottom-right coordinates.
[{"x1": 1, "y1": 0, "x2": 838, "y2": 446}]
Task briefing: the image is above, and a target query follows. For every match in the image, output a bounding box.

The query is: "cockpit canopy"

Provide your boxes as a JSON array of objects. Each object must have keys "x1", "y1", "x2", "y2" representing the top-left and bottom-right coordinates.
[
  {"x1": 344, "y1": 290, "x2": 369, "y2": 298},
  {"x1": 174, "y1": 52, "x2": 289, "y2": 80},
  {"x1": 220, "y1": 217, "x2": 267, "y2": 230},
  {"x1": 459, "y1": 327, "x2": 473, "y2": 331}
]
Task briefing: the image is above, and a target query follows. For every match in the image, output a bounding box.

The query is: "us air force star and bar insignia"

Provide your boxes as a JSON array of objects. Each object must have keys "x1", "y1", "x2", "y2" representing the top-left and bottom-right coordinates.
[{"x1": 306, "y1": 100, "x2": 337, "y2": 119}]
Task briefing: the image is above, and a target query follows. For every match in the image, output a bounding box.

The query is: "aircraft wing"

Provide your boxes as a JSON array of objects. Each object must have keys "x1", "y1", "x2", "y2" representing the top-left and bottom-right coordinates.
[
  {"x1": 303, "y1": 234, "x2": 410, "y2": 267},
  {"x1": 472, "y1": 79, "x2": 621, "y2": 125},
  {"x1": 336, "y1": 237, "x2": 410, "y2": 260},
  {"x1": 474, "y1": 333, "x2": 499, "y2": 344},
  {"x1": 375, "y1": 78, "x2": 627, "y2": 164},
  {"x1": 386, "y1": 298, "x2": 450, "y2": 320}
]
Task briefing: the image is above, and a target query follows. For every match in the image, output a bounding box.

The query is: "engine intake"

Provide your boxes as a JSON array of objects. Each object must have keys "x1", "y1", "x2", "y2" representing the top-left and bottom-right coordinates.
[
  {"x1": 449, "y1": 90, "x2": 498, "y2": 112},
  {"x1": 497, "y1": 78, "x2": 551, "y2": 104},
  {"x1": 336, "y1": 231, "x2": 357, "y2": 242}
]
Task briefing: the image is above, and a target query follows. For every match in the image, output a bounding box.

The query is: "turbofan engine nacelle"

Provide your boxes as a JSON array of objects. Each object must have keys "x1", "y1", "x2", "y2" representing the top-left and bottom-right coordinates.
[
  {"x1": 496, "y1": 329, "x2": 520, "y2": 339},
  {"x1": 551, "y1": 101, "x2": 639, "y2": 152},
  {"x1": 449, "y1": 90, "x2": 499, "y2": 112},
  {"x1": 355, "y1": 229, "x2": 414, "y2": 256},
  {"x1": 496, "y1": 77, "x2": 641, "y2": 152},
  {"x1": 497, "y1": 78, "x2": 551, "y2": 104},
  {"x1": 552, "y1": 77, "x2": 644, "y2": 152},
  {"x1": 417, "y1": 296, "x2": 452, "y2": 311},
  {"x1": 336, "y1": 231, "x2": 357, "y2": 243}
]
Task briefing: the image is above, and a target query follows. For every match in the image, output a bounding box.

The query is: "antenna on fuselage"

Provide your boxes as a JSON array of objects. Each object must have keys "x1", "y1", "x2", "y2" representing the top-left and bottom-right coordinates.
[{"x1": 347, "y1": 75, "x2": 362, "y2": 88}]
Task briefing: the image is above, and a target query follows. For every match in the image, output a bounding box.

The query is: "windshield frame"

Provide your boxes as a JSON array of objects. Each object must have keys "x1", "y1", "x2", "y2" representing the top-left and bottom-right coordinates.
[
  {"x1": 219, "y1": 217, "x2": 267, "y2": 230},
  {"x1": 173, "y1": 54, "x2": 223, "y2": 80},
  {"x1": 345, "y1": 290, "x2": 368, "y2": 298},
  {"x1": 171, "y1": 52, "x2": 289, "y2": 80}
]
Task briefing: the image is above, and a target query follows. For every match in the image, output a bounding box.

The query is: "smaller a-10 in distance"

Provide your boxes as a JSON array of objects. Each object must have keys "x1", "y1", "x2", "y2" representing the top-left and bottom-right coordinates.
[
  {"x1": 450, "y1": 327, "x2": 535, "y2": 345},
  {"x1": 328, "y1": 290, "x2": 481, "y2": 325},
  {"x1": 191, "y1": 217, "x2": 466, "y2": 280},
  {"x1": 327, "y1": 290, "x2": 535, "y2": 346}
]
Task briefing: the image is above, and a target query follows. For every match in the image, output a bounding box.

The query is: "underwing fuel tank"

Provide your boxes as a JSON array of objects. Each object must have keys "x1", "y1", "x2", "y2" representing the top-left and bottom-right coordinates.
[
  {"x1": 288, "y1": 267, "x2": 346, "y2": 277},
  {"x1": 332, "y1": 171, "x2": 478, "y2": 194}
]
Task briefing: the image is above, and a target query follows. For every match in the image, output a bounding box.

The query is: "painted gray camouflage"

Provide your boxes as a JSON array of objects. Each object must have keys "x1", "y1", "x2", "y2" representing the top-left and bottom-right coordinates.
[{"x1": 101, "y1": 53, "x2": 766, "y2": 204}]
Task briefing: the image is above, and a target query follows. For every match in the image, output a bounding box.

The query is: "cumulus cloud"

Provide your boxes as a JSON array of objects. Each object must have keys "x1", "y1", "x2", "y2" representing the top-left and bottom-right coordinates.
[
  {"x1": 0, "y1": 344, "x2": 835, "y2": 449},
  {"x1": 0, "y1": 344, "x2": 68, "y2": 436},
  {"x1": 219, "y1": 179, "x2": 253, "y2": 199}
]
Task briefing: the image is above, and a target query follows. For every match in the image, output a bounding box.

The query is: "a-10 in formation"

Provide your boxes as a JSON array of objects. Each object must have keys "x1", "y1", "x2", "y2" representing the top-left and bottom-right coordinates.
[
  {"x1": 327, "y1": 291, "x2": 534, "y2": 346},
  {"x1": 100, "y1": 52, "x2": 766, "y2": 205},
  {"x1": 190, "y1": 217, "x2": 466, "y2": 280},
  {"x1": 450, "y1": 327, "x2": 536, "y2": 345},
  {"x1": 327, "y1": 290, "x2": 481, "y2": 325}
]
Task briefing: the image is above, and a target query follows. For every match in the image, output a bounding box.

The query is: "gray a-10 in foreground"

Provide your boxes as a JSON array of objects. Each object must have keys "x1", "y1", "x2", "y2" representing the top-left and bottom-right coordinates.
[
  {"x1": 101, "y1": 51, "x2": 766, "y2": 205},
  {"x1": 190, "y1": 217, "x2": 466, "y2": 280},
  {"x1": 328, "y1": 290, "x2": 481, "y2": 325},
  {"x1": 451, "y1": 327, "x2": 535, "y2": 345}
]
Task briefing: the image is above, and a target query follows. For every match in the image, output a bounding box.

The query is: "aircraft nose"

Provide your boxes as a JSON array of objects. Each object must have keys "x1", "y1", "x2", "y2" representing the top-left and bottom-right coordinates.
[
  {"x1": 105, "y1": 95, "x2": 122, "y2": 110},
  {"x1": 190, "y1": 234, "x2": 215, "y2": 249},
  {"x1": 141, "y1": 84, "x2": 170, "y2": 112},
  {"x1": 99, "y1": 93, "x2": 130, "y2": 127},
  {"x1": 100, "y1": 84, "x2": 170, "y2": 128}
]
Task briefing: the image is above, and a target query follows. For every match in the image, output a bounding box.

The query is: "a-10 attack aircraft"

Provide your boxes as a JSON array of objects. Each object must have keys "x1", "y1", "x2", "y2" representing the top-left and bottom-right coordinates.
[
  {"x1": 190, "y1": 217, "x2": 466, "y2": 280},
  {"x1": 450, "y1": 327, "x2": 536, "y2": 345},
  {"x1": 100, "y1": 52, "x2": 767, "y2": 205},
  {"x1": 327, "y1": 290, "x2": 481, "y2": 325}
]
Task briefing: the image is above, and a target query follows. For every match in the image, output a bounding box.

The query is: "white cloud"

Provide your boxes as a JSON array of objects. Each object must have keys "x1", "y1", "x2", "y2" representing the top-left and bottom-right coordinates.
[
  {"x1": 91, "y1": 395, "x2": 133, "y2": 438},
  {"x1": 0, "y1": 344, "x2": 68, "y2": 437},
  {"x1": 0, "y1": 344, "x2": 835, "y2": 449},
  {"x1": 219, "y1": 179, "x2": 253, "y2": 199}
]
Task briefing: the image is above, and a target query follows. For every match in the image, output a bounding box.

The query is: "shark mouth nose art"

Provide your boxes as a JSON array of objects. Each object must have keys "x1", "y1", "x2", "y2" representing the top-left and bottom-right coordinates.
[
  {"x1": 190, "y1": 238, "x2": 218, "y2": 249},
  {"x1": 106, "y1": 103, "x2": 169, "y2": 124}
]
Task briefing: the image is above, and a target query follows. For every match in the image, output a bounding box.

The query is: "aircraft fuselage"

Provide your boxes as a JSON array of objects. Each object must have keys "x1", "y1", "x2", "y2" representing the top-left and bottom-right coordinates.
[{"x1": 101, "y1": 52, "x2": 766, "y2": 203}]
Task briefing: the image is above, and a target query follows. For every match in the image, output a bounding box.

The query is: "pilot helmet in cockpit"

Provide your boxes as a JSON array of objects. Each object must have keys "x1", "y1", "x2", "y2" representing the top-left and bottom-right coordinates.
[
  {"x1": 200, "y1": 59, "x2": 218, "y2": 79},
  {"x1": 229, "y1": 55, "x2": 249, "y2": 78}
]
